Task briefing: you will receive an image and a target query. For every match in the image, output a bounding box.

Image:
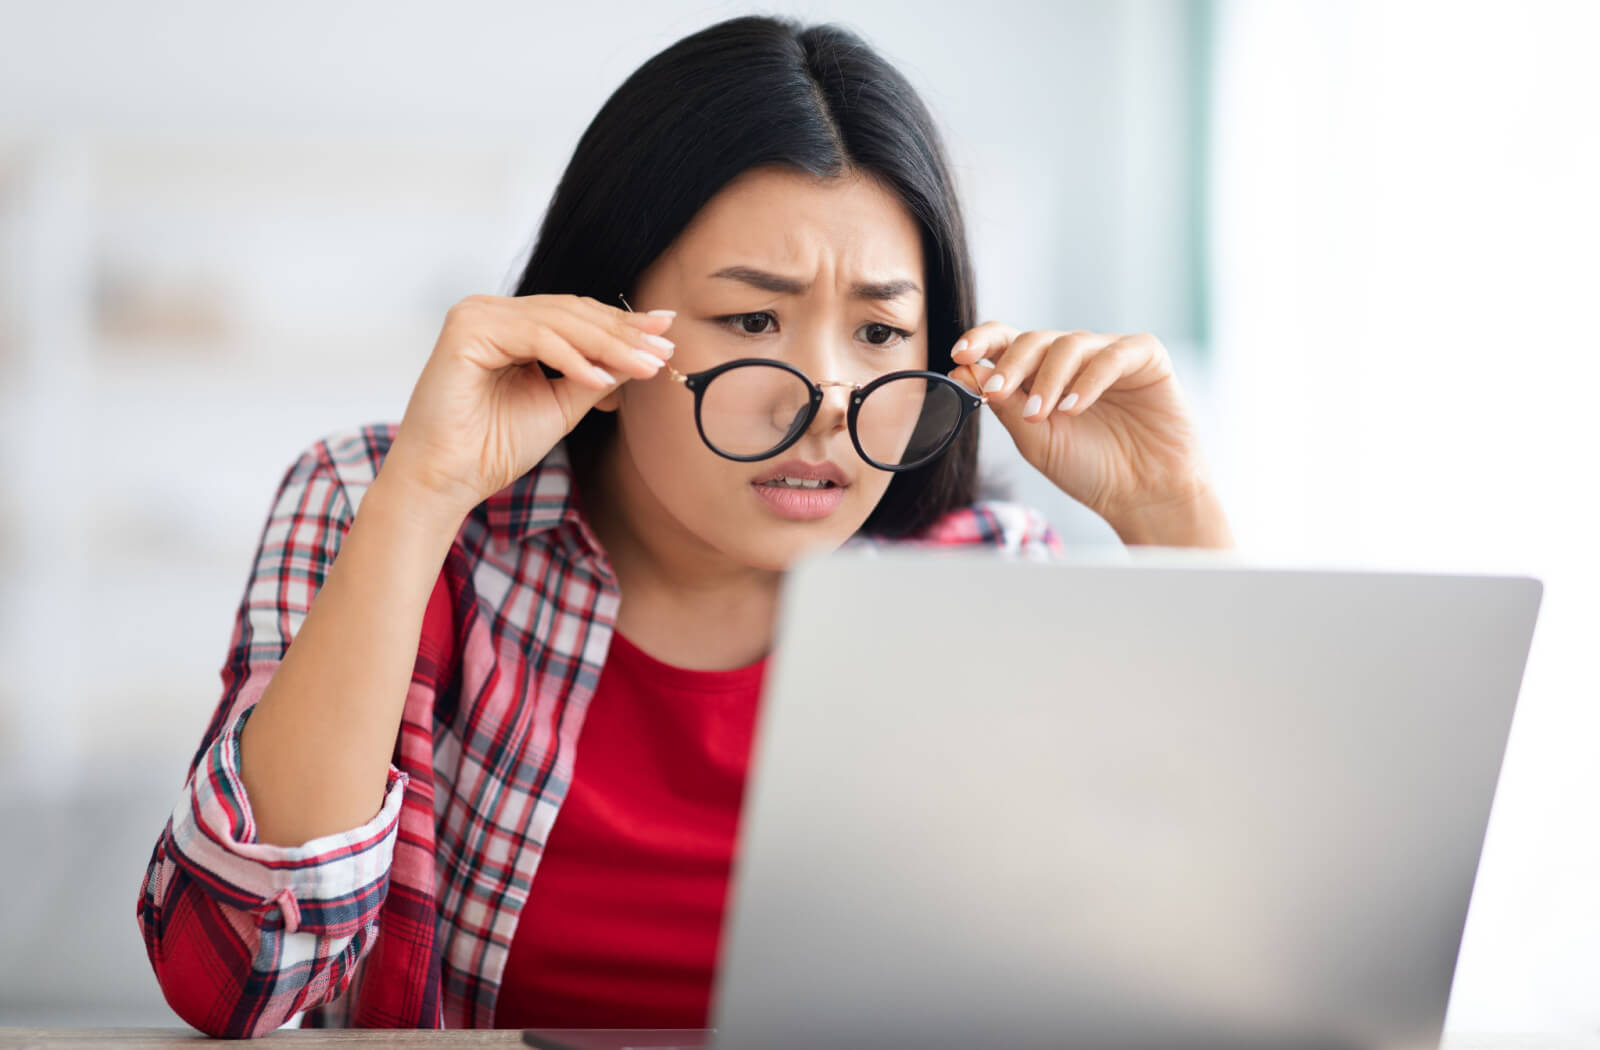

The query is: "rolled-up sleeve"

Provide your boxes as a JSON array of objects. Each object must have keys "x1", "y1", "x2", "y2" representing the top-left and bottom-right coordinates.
[
  {"x1": 136, "y1": 438, "x2": 407, "y2": 1038},
  {"x1": 166, "y1": 707, "x2": 408, "y2": 936}
]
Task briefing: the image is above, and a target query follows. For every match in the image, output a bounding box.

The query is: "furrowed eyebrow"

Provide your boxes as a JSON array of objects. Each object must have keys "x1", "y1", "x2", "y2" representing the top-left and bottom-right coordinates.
[
  {"x1": 850, "y1": 277, "x2": 922, "y2": 302},
  {"x1": 708, "y1": 266, "x2": 922, "y2": 301}
]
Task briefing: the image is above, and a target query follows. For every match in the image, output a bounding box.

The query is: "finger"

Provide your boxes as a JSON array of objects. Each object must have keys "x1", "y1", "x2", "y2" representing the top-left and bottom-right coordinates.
[
  {"x1": 545, "y1": 367, "x2": 627, "y2": 430},
  {"x1": 948, "y1": 320, "x2": 1020, "y2": 369},
  {"x1": 470, "y1": 305, "x2": 622, "y2": 391},
  {"x1": 441, "y1": 297, "x2": 614, "y2": 389},
  {"x1": 540, "y1": 294, "x2": 679, "y2": 359},
  {"x1": 476, "y1": 297, "x2": 667, "y2": 385},
  {"x1": 1021, "y1": 332, "x2": 1116, "y2": 421},
  {"x1": 527, "y1": 304, "x2": 675, "y2": 382},
  {"x1": 505, "y1": 293, "x2": 677, "y2": 379},
  {"x1": 1057, "y1": 337, "x2": 1145, "y2": 416},
  {"x1": 945, "y1": 362, "x2": 988, "y2": 397},
  {"x1": 566, "y1": 292, "x2": 679, "y2": 334},
  {"x1": 982, "y1": 329, "x2": 1076, "y2": 404}
]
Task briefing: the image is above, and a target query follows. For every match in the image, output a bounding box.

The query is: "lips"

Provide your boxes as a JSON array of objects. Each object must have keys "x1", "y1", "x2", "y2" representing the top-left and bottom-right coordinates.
[{"x1": 750, "y1": 459, "x2": 850, "y2": 521}]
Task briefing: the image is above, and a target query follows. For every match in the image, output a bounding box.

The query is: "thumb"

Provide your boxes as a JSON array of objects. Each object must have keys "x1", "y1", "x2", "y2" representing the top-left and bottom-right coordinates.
[
  {"x1": 547, "y1": 367, "x2": 627, "y2": 437},
  {"x1": 950, "y1": 361, "x2": 1032, "y2": 430},
  {"x1": 501, "y1": 364, "x2": 624, "y2": 459},
  {"x1": 986, "y1": 378, "x2": 1034, "y2": 428}
]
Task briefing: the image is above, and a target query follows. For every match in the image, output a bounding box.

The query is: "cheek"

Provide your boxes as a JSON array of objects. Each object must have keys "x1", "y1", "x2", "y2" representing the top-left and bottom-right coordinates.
[
  {"x1": 854, "y1": 468, "x2": 896, "y2": 516},
  {"x1": 617, "y1": 380, "x2": 769, "y2": 533},
  {"x1": 617, "y1": 382, "x2": 713, "y2": 482}
]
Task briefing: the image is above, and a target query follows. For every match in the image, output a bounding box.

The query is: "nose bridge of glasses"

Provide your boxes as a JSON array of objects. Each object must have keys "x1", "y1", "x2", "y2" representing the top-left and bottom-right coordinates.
[{"x1": 808, "y1": 375, "x2": 856, "y2": 426}]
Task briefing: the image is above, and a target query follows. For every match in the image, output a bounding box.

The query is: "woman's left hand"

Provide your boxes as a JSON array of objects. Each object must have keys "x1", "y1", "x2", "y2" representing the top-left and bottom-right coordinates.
[{"x1": 947, "y1": 323, "x2": 1214, "y2": 527}]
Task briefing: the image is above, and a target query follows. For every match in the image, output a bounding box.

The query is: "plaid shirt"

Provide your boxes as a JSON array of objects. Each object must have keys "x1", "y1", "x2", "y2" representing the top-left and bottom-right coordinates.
[{"x1": 136, "y1": 421, "x2": 1063, "y2": 1036}]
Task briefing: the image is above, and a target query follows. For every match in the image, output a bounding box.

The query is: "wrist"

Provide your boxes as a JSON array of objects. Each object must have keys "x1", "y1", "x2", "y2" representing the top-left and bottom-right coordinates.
[
  {"x1": 376, "y1": 431, "x2": 485, "y2": 518},
  {"x1": 366, "y1": 458, "x2": 474, "y2": 548},
  {"x1": 1105, "y1": 480, "x2": 1235, "y2": 549}
]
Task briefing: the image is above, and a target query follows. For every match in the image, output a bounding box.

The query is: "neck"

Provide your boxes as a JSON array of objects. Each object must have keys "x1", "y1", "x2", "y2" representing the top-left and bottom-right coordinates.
[{"x1": 580, "y1": 436, "x2": 783, "y2": 670}]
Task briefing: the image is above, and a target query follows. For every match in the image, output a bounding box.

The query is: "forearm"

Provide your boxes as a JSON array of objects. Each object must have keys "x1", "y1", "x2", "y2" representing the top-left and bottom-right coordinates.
[
  {"x1": 239, "y1": 467, "x2": 465, "y2": 847},
  {"x1": 1106, "y1": 482, "x2": 1236, "y2": 549}
]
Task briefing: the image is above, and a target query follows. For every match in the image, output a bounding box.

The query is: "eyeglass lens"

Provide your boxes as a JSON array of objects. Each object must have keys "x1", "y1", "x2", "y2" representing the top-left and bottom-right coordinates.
[{"x1": 698, "y1": 363, "x2": 965, "y2": 466}]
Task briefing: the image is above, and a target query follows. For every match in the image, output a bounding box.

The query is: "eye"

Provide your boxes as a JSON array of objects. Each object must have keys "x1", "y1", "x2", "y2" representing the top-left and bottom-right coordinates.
[
  {"x1": 858, "y1": 322, "x2": 913, "y2": 348},
  {"x1": 716, "y1": 311, "x2": 778, "y2": 335}
]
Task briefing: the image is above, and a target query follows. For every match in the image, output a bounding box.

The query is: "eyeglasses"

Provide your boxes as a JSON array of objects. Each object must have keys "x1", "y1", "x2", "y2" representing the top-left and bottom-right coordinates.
[{"x1": 619, "y1": 294, "x2": 985, "y2": 471}]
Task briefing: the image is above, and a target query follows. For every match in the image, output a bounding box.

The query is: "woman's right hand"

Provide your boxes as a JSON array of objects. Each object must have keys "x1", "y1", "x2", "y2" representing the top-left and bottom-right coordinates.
[{"x1": 383, "y1": 293, "x2": 676, "y2": 518}]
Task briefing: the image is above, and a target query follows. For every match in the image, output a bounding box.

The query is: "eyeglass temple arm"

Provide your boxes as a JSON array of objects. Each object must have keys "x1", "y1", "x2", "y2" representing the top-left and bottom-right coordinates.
[{"x1": 619, "y1": 292, "x2": 690, "y2": 383}]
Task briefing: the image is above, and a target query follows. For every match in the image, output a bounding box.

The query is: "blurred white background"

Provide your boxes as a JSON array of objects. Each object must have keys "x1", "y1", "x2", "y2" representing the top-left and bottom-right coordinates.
[{"x1": 0, "y1": 0, "x2": 1594, "y2": 1038}]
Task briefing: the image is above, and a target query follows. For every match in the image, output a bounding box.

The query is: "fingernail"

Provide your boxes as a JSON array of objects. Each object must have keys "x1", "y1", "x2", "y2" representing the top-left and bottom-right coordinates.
[
  {"x1": 632, "y1": 349, "x2": 664, "y2": 370},
  {"x1": 591, "y1": 367, "x2": 617, "y2": 385},
  {"x1": 982, "y1": 374, "x2": 1006, "y2": 394},
  {"x1": 646, "y1": 309, "x2": 676, "y2": 317},
  {"x1": 952, "y1": 338, "x2": 968, "y2": 356},
  {"x1": 1023, "y1": 394, "x2": 1042, "y2": 417},
  {"x1": 640, "y1": 333, "x2": 675, "y2": 356},
  {"x1": 1057, "y1": 392, "x2": 1080, "y2": 412},
  {"x1": 973, "y1": 358, "x2": 996, "y2": 370}
]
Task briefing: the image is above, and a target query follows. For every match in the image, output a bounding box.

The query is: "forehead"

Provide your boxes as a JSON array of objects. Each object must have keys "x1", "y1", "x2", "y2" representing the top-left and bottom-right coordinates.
[{"x1": 662, "y1": 166, "x2": 924, "y2": 284}]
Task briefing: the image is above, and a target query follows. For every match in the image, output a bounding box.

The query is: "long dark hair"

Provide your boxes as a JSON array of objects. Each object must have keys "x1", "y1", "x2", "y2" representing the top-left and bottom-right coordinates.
[{"x1": 511, "y1": 14, "x2": 980, "y2": 538}]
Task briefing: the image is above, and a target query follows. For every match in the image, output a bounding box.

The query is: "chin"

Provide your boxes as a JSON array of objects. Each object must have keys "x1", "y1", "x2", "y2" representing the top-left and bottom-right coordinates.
[
  {"x1": 714, "y1": 515, "x2": 865, "y2": 573},
  {"x1": 671, "y1": 478, "x2": 890, "y2": 572}
]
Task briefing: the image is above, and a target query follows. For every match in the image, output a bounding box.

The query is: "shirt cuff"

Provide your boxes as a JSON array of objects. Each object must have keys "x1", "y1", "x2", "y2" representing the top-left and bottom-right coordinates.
[{"x1": 165, "y1": 705, "x2": 409, "y2": 937}]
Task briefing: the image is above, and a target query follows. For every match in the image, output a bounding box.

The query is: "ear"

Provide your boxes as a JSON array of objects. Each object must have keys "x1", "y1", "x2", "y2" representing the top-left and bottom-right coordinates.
[{"x1": 594, "y1": 390, "x2": 622, "y2": 413}]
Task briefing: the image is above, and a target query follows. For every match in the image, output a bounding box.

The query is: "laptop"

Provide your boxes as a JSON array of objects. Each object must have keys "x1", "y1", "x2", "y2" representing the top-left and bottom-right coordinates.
[{"x1": 527, "y1": 545, "x2": 1543, "y2": 1050}]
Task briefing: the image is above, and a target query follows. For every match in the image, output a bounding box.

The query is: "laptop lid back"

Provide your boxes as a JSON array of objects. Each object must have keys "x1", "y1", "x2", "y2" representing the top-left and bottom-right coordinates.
[{"x1": 712, "y1": 549, "x2": 1542, "y2": 1050}]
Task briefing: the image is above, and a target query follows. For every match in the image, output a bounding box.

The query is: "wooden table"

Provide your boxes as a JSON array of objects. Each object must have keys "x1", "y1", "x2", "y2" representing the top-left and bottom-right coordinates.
[{"x1": 2, "y1": 1030, "x2": 1596, "y2": 1049}]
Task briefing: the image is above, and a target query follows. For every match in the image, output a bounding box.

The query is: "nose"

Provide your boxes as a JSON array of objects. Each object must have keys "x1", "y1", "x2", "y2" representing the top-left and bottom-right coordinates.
[
  {"x1": 809, "y1": 379, "x2": 852, "y2": 437},
  {"x1": 789, "y1": 325, "x2": 859, "y2": 449}
]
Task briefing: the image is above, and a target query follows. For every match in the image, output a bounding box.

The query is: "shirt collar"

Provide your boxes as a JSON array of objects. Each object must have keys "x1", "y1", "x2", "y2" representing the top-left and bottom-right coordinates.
[{"x1": 482, "y1": 442, "x2": 609, "y2": 570}]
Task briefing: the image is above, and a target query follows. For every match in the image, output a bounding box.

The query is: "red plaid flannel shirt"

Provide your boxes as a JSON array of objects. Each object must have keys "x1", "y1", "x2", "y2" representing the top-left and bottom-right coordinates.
[{"x1": 135, "y1": 421, "x2": 1063, "y2": 1036}]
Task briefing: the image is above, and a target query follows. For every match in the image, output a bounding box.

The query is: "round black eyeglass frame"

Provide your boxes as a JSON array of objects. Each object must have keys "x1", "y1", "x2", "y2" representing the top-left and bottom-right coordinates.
[
  {"x1": 615, "y1": 292, "x2": 987, "y2": 472},
  {"x1": 675, "y1": 357, "x2": 984, "y2": 472}
]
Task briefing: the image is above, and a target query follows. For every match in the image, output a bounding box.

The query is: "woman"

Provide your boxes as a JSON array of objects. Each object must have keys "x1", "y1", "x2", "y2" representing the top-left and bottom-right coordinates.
[{"x1": 136, "y1": 13, "x2": 1233, "y2": 1038}]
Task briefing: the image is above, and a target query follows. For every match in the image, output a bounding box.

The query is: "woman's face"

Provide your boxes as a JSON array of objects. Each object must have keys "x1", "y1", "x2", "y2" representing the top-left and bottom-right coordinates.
[{"x1": 601, "y1": 165, "x2": 929, "y2": 573}]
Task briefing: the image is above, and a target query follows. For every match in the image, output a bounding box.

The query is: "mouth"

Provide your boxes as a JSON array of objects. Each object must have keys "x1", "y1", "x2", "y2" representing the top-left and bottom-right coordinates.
[
  {"x1": 754, "y1": 476, "x2": 841, "y2": 490},
  {"x1": 751, "y1": 459, "x2": 851, "y2": 488},
  {"x1": 750, "y1": 459, "x2": 851, "y2": 520}
]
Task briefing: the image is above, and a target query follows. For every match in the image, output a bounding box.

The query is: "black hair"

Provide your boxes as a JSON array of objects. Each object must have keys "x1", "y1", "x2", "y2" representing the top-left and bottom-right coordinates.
[{"x1": 511, "y1": 13, "x2": 981, "y2": 538}]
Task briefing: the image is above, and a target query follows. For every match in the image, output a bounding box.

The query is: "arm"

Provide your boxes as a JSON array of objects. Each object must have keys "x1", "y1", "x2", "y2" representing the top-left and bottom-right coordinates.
[
  {"x1": 136, "y1": 439, "x2": 462, "y2": 1037},
  {"x1": 238, "y1": 444, "x2": 463, "y2": 846}
]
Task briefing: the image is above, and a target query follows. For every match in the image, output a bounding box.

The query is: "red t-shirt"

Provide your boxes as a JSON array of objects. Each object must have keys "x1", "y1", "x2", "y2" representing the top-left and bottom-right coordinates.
[{"x1": 492, "y1": 629, "x2": 769, "y2": 1029}]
